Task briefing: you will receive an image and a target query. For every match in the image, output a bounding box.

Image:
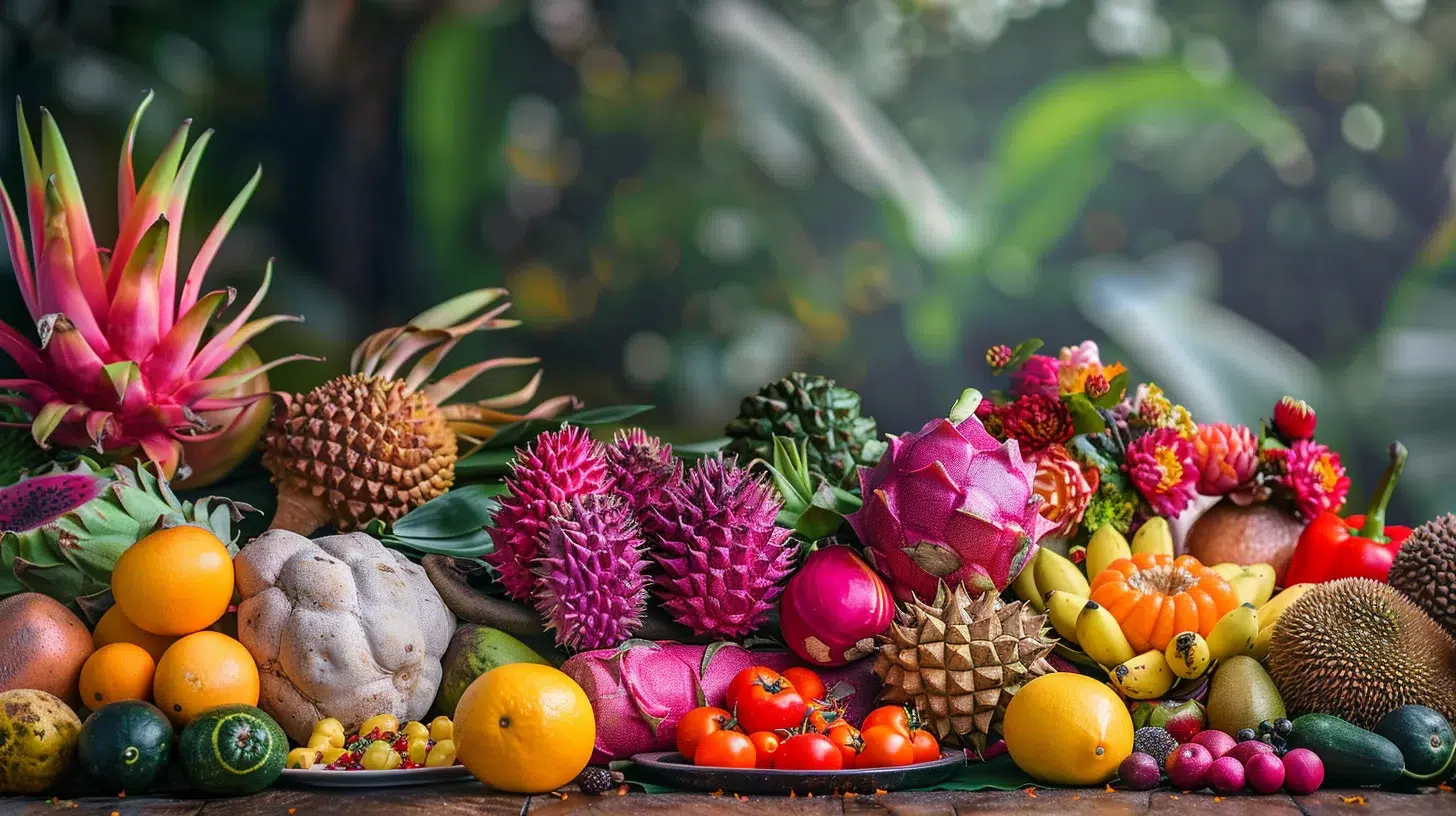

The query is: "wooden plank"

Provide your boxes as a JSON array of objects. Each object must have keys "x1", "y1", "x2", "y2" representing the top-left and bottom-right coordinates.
[
  {"x1": 192, "y1": 782, "x2": 529, "y2": 816},
  {"x1": 0, "y1": 794, "x2": 204, "y2": 816},
  {"x1": 524, "y1": 790, "x2": 844, "y2": 814},
  {"x1": 1293, "y1": 788, "x2": 1456, "y2": 815}
]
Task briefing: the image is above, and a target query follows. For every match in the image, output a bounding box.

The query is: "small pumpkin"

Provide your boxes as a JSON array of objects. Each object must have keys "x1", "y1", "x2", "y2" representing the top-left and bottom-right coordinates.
[{"x1": 1090, "y1": 553, "x2": 1238, "y2": 653}]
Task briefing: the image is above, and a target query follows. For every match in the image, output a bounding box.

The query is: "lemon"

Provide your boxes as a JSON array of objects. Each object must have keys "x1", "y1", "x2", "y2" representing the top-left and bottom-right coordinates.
[{"x1": 1002, "y1": 673, "x2": 1133, "y2": 785}]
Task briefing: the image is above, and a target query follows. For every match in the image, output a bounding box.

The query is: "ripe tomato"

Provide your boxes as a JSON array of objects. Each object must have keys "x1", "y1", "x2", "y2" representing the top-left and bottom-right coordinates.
[
  {"x1": 855, "y1": 725, "x2": 915, "y2": 769},
  {"x1": 747, "y1": 731, "x2": 780, "y2": 769},
  {"x1": 694, "y1": 730, "x2": 757, "y2": 769},
  {"x1": 807, "y1": 698, "x2": 847, "y2": 732},
  {"x1": 781, "y1": 667, "x2": 826, "y2": 703},
  {"x1": 735, "y1": 674, "x2": 807, "y2": 734},
  {"x1": 725, "y1": 666, "x2": 782, "y2": 710},
  {"x1": 774, "y1": 732, "x2": 843, "y2": 771},
  {"x1": 909, "y1": 729, "x2": 940, "y2": 764},
  {"x1": 862, "y1": 705, "x2": 912, "y2": 737},
  {"x1": 825, "y1": 722, "x2": 862, "y2": 766},
  {"x1": 676, "y1": 706, "x2": 734, "y2": 761}
]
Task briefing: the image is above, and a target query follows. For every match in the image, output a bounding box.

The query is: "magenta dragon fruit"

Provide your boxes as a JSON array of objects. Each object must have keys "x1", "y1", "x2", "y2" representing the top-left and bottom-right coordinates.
[
  {"x1": 605, "y1": 428, "x2": 680, "y2": 533},
  {"x1": 778, "y1": 544, "x2": 894, "y2": 667},
  {"x1": 649, "y1": 456, "x2": 794, "y2": 638},
  {"x1": 486, "y1": 426, "x2": 612, "y2": 600},
  {"x1": 561, "y1": 641, "x2": 879, "y2": 763},
  {"x1": 846, "y1": 390, "x2": 1057, "y2": 602},
  {"x1": 533, "y1": 495, "x2": 649, "y2": 651}
]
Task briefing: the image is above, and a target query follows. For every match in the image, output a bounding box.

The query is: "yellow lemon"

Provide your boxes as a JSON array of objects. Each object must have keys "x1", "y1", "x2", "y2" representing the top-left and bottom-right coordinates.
[
  {"x1": 1002, "y1": 673, "x2": 1133, "y2": 785},
  {"x1": 455, "y1": 663, "x2": 594, "y2": 793}
]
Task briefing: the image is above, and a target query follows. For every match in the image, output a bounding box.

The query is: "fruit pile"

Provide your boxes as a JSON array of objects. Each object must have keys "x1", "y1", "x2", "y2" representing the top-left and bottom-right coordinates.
[
  {"x1": 287, "y1": 714, "x2": 457, "y2": 771},
  {"x1": 677, "y1": 666, "x2": 940, "y2": 771},
  {"x1": 1118, "y1": 724, "x2": 1325, "y2": 795}
]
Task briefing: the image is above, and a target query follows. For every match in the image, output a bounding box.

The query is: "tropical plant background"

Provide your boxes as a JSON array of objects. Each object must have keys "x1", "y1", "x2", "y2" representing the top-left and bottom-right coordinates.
[{"x1": 1, "y1": 0, "x2": 1453, "y2": 520}]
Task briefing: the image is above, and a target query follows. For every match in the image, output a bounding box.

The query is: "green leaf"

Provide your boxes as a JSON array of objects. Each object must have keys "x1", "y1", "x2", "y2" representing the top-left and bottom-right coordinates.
[
  {"x1": 482, "y1": 404, "x2": 654, "y2": 450},
  {"x1": 1092, "y1": 370, "x2": 1130, "y2": 408},
  {"x1": 1065, "y1": 394, "x2": 1107, "y2": 435},
  {"x1": 454, "y1": 448, "x2": 517, "y2": 479},
  {"x1": 391, "y1": 484, "x2": 499, "y2": 539},
  {"x1": 1005, "y1": 338, "x2": 1044, "y2": 371},
  {"x1": 672, "y1": 438, "x2": 729, "y2": 459},
  {"x1": 384, "y1": 527, "x2": 495, "y2": 558}
]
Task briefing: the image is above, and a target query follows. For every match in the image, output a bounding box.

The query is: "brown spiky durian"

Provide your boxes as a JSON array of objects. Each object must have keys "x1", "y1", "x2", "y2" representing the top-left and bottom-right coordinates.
[
  {"x1": 1266, "y1": 577, "x2": 1456, "y2": 729},
  {"x1": 1388, "y1": 514, "x2": 1456, "y2": 637}
]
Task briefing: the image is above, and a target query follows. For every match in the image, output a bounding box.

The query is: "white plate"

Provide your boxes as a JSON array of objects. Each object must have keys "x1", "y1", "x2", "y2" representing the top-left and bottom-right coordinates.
[{"x1": 281, "y1": 764, "x2": 473, "y2": 787}]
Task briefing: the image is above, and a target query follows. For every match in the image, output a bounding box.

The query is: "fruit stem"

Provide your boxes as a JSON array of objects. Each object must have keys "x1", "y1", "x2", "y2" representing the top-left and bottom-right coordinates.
[
  {"x1": 1355, "y1": 442, "x2": 1406, "y2": 542},
  {"x1": 268, "y1": 486, "x2": 329, "y2": 536},
  {"x1": 948, "y1": 388, "x2": 982, "y2": 424}
]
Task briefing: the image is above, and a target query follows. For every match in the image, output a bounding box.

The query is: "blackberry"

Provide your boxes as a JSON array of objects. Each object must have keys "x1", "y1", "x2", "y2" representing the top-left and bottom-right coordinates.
[
  {"x1": 575, "y1": 766, "x2": 623, "y2": 795},
  {"x1": 1132, "y1": 727, "x2": 1179, "y2": 769}
]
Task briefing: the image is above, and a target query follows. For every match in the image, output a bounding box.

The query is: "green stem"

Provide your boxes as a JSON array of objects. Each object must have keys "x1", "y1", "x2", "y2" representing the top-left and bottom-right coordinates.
[{"x1": 1356, "y1": 442, "x2": 1407, "y2": 542}]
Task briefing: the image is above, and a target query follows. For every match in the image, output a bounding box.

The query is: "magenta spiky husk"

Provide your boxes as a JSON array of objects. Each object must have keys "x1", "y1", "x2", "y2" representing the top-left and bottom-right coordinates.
[
  {"x1": 533, "y1": 494, "x2": 649, "y2": 651},
  {"x1": 486, "y1": 426, "x2": 611, "y2": 600},
  {"x1": 649, "y1": 456, "x2": 794, "y2": 638},
  {"x1": 605, "y1": 428, "x2": 681, "y2": 534}
]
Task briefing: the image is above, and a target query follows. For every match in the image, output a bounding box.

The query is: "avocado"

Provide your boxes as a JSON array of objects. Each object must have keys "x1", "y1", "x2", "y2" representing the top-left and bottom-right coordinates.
[
  {"x1": 1207, "y1": 655, "x2": 1286, "y2": 735},
  {"x1": 433, "y1": 624, "x2": 551, "y2": 717}
]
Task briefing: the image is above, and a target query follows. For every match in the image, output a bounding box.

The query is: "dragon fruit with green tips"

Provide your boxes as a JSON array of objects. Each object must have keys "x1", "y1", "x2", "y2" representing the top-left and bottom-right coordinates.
[
  {"x1": 0, "y1": 457, "x2": 254, "y2": 623},
  {"x1": 534, "y1": 494, "x2": 650, "y2": 651},
  {"x1": 0, "y1": 94, "x2": 308, "y2": 483},
  {"x1": 649, "y1": 455, "x2": 794, "y2": 638},
  {"x1": 847, "y1": 389, "x2": 1056, "y2": 602}
]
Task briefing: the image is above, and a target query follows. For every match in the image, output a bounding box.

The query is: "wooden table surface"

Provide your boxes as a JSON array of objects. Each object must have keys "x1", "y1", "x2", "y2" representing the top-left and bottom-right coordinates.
[{"x1": 6, "y1": 784, "x2": 1454, "y2": 815}]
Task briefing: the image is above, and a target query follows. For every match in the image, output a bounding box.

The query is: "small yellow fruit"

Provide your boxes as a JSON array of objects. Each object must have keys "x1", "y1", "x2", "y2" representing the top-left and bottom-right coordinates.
[
  {"x1": 306, "y1": 734, "x2": 334, "y2": 751},
  {"x1": 1003, "y1": 673, "x2": 1133, "y2": 786},
  {"x1": 1164, "y1": 631, "x2": 1212, "y2": 680},
  {"x1": 359, "y1": 713, "x2": 400, "y2": 738},
  {"x1": 429, "y1": 715, "x2": 453, "y2": 743},
  {"x1": 287, "y1": 748, "x2": 319, "y2": 769},
  {"x1": 319, "y1": 746, "x2": 347, "y2": 765},
  {"x1": 455, "y1": 663, "x2": 594, "y2": 793},
  {"x1": 425, "y1": 739, "x2": 457, "y2": 767},
  {"x1": 408, "y1": 737, "x2": 429, "y2": 765},
  {"x1": 361, "y1": 740, "x2": 401, "y2": 771},
  {"x1": 401, "y1": 720, "x2": 430, "y2": 741}
]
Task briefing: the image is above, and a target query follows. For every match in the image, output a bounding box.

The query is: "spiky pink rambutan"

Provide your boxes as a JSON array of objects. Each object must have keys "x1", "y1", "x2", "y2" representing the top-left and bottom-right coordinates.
[
  {"x1": 649, "y1": 456, "x2": 794, "y2": 638},
  {"x1": 1125, "y1": 428, "x2": 1198, "y2": 517},
  {"x1": 533, "y1": 494, "x2": 649, "y2": 651},
  {"x1": 486, "y1": 425, "x2": 611, "y2": 600},
  {"x1": 1190, "y1": 423, "x2": 1258, "y2": 495},
  {"x1": 605, "y1": 428, "x2": 681, "y2": 533},
  {"x1": 1271, "y1": 439, "x2": 1349, "y2": 521}
]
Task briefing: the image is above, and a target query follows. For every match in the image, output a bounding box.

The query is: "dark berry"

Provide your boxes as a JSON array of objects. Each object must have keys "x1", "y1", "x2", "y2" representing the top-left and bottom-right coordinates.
[
  {"x1": 575, "y1": 766, "x2": 623, "y2": 795},
  {"x1": 1257, "y1": 720, "x2": 1274, "y2": 734},
  {"x1": 1236, "y1": 728, "x2": 1257, "y2": 742},
  {"x1": 1274, "y1": 719, "x2": 1293, "y2": 737},
  {"x1": 1259, "y1": 733, "x2": 1275, "y2": 745}
]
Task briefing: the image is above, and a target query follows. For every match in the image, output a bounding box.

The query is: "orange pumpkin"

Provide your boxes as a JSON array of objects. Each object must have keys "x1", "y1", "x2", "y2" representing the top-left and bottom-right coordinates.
[{"x1": 1089, "y1": 553, "x2": 1238, "y2": 654}]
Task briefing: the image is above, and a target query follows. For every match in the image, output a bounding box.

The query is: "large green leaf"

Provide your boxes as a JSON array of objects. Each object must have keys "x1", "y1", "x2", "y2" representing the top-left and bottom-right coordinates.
[
  {"x1": 481, "y1": 404, "x2": 654, "y2": 451},
  {"x1": 391, "y1": 484, "x2": 503, "y2": 539},
  {"x1": 453, "y1": 448, "x2": 518, "y2": 480}
]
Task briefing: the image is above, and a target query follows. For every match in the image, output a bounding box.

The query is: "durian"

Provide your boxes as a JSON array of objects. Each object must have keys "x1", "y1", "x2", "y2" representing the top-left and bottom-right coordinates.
[
  {"x1": 874, "y1": 583, "x2": 1056, "y2": 752},
  {"x1": 1388, "y1": 514, "x2": 1456, "y2": 637},
  {"x1": 1266, "y1": 578, "x2": 1456, "y2": 729}
]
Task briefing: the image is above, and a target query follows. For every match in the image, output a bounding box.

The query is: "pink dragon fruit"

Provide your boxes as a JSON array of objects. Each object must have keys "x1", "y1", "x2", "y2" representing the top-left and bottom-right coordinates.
[
  {"x1": 561, "y1": 641, "x2": 879, "y2": 762},
  {"x1": 605, "y1": 428, "x2": 680, "y2": 533},
  {"x1": 778, "y1": 544, "x2": 895, "y2": 666},
  {"x1": 649, "y1": 456, "x2": 794, "y2": 638},
  {"x1": 533, "y1": 495, "x2": 649, "y2": 651},
  {"x1": 487, "y1": 426, "x2": 612, "y2": 600},
  {"x1": 846, "y1": 393, "x2": 1057, "y2": 602}
]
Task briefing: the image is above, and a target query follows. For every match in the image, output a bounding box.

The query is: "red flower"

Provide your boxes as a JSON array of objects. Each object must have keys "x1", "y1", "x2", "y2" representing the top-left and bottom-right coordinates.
[
  {"x1": 1125, "y1": 428, "x2": 1198, "y2": 517},
  {"x1": 999, "y1": 394, "x2": 1074, "y2": 453},
  {"x1": 1273, "y1": 396, "x2": 1317, "y2": 441},
  {"x1": 1271, "y1": 439, "x2": 1349, "y2": 521}
]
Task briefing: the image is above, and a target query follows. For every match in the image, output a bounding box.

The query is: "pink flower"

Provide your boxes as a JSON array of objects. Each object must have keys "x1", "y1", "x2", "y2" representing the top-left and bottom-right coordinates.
[
  {"x1": 1272, "y1": 439, "x2": 1350, "y2": 521},
  {"x1": 1032, "y1": 446, "x2": 1099, "y2": 538},
  {"x1": 1190, "y1": 423, "x2": 1258, "y2": 495},
  {"x1": 1125, "y1": 428, "x2": 1199, "y2": 517},
  {"x1": 1058, "y1": 340, "x2": 1102, "y2": 371},
  {"x1": 1011, "y1": 354, "x2": 1061, "y2": 399}
]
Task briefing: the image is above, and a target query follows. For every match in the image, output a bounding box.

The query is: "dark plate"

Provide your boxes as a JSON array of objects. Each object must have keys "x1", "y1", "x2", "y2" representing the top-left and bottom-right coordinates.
[{"x1": 628, "y1": 750, "x2": 966, "y2": 795}]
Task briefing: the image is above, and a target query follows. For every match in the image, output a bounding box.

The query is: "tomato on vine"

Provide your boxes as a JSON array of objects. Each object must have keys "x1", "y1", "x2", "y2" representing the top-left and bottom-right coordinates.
[
  {"x1": 676, "y1": 706, "x2": 735, "y2": 761},
  {"x1": 773, "y1": 732, "x2": 843, "y2": 771},
  {"x1": 855, "y1": 725, "x2": 915, "y2": 769},
  {"x1": 694, "y1": 730, "x2": 757, "y2": 769},
  {"x1": 747, "y1": 731, "x2": 781, "y2": 769},
  {"x1": 862, "y1": 705, "x2": 912, "y2": 737},
  {"x1": 734, "y1": 672, "x2": 807, "y2": 734},
  {"x1": 725, "y1": 666, "x2": 782, "y2": 710},
  {"x1": 909, "y1": 728, "x2": 940, "y2": 763},
  {"x1": 781, "y1": 667, "x2": 826, "y2": 703},
  {"x1": 824, "y1": 722, "x2": 862, "y2": 766}
]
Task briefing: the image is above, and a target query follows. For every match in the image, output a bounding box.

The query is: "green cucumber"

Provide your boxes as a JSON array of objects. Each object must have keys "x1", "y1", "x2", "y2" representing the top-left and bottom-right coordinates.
[
  {"x1": 1287, "y1": 713, "x2": 1404, "y2": 787},
  {"x1": 1374, "y1": 705, "x2": 1456, "y2": 781}
]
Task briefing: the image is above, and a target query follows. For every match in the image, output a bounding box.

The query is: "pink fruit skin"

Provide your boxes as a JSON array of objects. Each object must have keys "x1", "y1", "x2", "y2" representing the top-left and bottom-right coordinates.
[
  {"x1": 1226, "y1": 740, "x2": 1276, "y2": 766},
  {"x1": 846, "y1": 411, "x2": 1057, "y2": 601},
  {"x1": 1166, "y1": 743, "x2": 1213, "y2": 790},
  {"x1": 779, "y1": 545, "x2": 895, "y2": 667},
  {"x1": 1190, "y1": 729, "x2": 1236, "y2": 759},
  {"x1": 1118, "y1": 752, "x2": 1161, "y2": 791},
  {"x1": 561, "y1": 642, "x2": 877, "y2": 763},
  {"x1": 1206, "y1": 756, "x2": 1246, "y2": 794},
  {"x1": 1244, "y1": 752, "x2": 1286, "y2": 795},
  {"x1": 1281, "y1": 748, "x2": 1324, "y2": 795}
]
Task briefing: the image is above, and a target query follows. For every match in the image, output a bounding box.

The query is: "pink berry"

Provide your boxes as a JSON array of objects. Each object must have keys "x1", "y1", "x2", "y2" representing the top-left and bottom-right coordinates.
[
  {"x1": 1205, "y1": 756, "x2": 1245, "y2": 794},
  {"x1": 1244, "y1": 752, "x2": 1286, "y2": 795},
  {"x1": 1282, "y1": 748, "x2": 1324, "y2": 795}
]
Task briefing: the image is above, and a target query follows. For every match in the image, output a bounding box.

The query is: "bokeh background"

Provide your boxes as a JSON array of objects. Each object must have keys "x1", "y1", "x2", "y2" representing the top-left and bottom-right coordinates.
[{"x1": 2, "y1": 0, "x2": 1454, "y2": 520}]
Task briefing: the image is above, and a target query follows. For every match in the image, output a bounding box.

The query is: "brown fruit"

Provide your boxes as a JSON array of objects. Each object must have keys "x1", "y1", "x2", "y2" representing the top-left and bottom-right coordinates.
[
  {"x1": 0, "y1": 594, "x2": 94, "y2": 705},
  {"x1": 1184, "y1": 502, "x2": 1306, "y2": 583}
]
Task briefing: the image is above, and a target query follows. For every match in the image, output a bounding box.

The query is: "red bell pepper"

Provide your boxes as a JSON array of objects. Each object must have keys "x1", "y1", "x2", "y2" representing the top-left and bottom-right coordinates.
[{"x1": 1283, "y1": 442, "x2": 1411, "y2": 585}]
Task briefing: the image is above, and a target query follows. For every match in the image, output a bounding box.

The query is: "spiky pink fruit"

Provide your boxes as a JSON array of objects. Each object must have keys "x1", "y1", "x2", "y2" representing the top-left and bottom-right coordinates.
[
  {"x1": 0, "y1": 95, "x2": 308, "y2": 479},
  {"x1": 846, "y1": 406, "x2": 1055, "y2": 602},
  {"x1": 605, "y1": 428, "x2": 680, "y2": 533},
  {"x1": 487, "y1": 426, "x2": 611, "y2": 600},
  {"x1": 649, "y1": 456, "x2": 794, "y2": 638},
  {"x1": 534, "y1": 495, "x2": 649, "y2": 651}
]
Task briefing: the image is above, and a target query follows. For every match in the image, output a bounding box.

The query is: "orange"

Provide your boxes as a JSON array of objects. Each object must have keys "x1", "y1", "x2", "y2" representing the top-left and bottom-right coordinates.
[
  {"x1": 111, "y1": 526, "x2": 234, "y2": 636},
  {"x1": 78, "y1": 643, "x2": 155, "y2": 708},
  {"x1": 455, "y1": 663, "x2": 594, "y2": 793},
  {"x1": 152, "y1": 631, "x2": 259, "y2": 727},
  {"x1": 92, "y1": 604, "x2": 179, "y2": 662},
  {"x1": 1002, "y1": 673, "x2": 1133, "y2": 785}
]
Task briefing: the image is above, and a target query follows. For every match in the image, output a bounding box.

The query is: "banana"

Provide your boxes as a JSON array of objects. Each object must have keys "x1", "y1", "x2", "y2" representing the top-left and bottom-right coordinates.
[
  {"x1": 1044, "y1": 590, "x2": 1087, "y2": 647},
  {"x1": 1130, "y1": 517, "x2": 1174, "y2": 556},
  {"x1": 1257, "y1": 583, "x2": 1316, "y2": 631},
  {"x1": 1085, "y1": 525, "x2": 1133, "y2": 578},
  {"x1": 1164, "y1": 631, "x2": 1212, "y2": 679},
  {"x1": 1211, "y1": 563, "x2": 1277, "y2": 608},
  {"x1": 1109, "y1": 649, "x2": 1178, "y2": 700},
  {"x1": 1076, "y1": 600, "x2": 1136, "y2": 668},
  {"x1": 1033, "y1": 547, "x2": 1091, "y2": 599},
  {"x1": 1207, "y1": 602, "x2": 1259, "y2": 660},
  {"x1": 1012, "y1": 556, "x2": 1044, "y2": 612},
  {"x1": 1249, "y1": 621, "x2": 1275, "y2": 661}
]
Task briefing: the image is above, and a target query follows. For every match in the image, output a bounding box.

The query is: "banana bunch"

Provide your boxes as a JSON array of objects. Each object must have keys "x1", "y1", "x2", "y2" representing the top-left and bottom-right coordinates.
[
  {"x1": 1210, "y1": 563, "x2": 1277, "y2": 608},
  {"x1": 1249, "y1": 582, "x2": 1315, "y2": 659}
]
